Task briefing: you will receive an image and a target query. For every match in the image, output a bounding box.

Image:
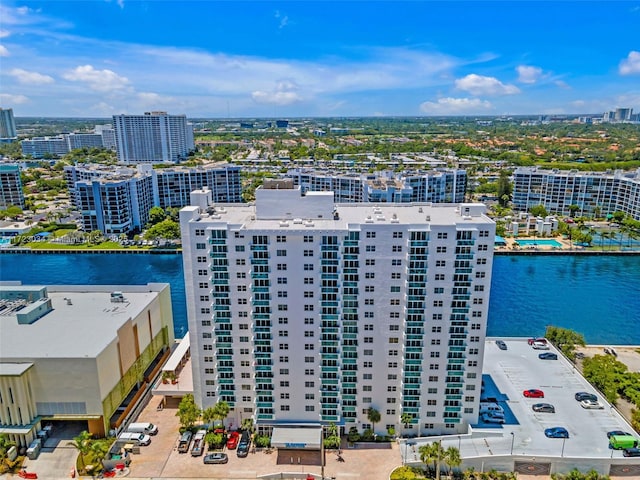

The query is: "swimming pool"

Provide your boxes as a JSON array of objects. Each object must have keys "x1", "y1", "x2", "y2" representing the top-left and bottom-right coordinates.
[{"x1": 516, "y1": 239, "x2": 562, "y2": 247}]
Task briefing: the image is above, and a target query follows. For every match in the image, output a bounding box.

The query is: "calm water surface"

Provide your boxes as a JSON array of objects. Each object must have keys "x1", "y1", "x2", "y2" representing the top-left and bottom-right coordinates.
[{"x1": 1, "y1": 253, "x2": 639, "y2": 344}]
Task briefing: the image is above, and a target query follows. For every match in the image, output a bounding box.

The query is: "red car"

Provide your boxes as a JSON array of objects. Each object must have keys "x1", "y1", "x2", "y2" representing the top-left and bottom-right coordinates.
[
  {"x1": 527, "y1": 338, "x2": 547, "y2": 345},
  {"x1": 523, "y1": 389, "x2": 544, "y2": 398},
  {"x1": 226, "y1": 431, "x2": 240, "y2": 450}
]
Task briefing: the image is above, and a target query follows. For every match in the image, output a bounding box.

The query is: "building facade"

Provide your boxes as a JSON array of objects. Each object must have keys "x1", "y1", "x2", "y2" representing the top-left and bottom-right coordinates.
[
  {"x1": 21, "y1": 136, "x2": 69, "y2": 158},
  {"x1": 180, "y1": 183, "x2": 494, "y2": 436},
  {"x1": 513, "y1": 167, "x2": 640, "y2": 221},
  {"x1": 0, "y1": 164, "x2": 25, "y2": 209},
  {"x1": 0, "y1": 283, "x2": 174, "y2": 446},
  {"x1": 285, "y1": 169, "x2": 467, "y2": 204},
  {"x1": 113, "y1": 112, "x2": 195, "y2": 163},
  {"x1": 64, "y1": 164, "x2": 241, "y2": 234},
  {"x1": 0, "y1": 108, "x2": 17, "y2": 140}
]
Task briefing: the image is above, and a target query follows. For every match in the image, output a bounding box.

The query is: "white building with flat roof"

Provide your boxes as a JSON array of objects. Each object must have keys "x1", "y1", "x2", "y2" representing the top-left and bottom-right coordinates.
[
  {"x1": 180, "y1": 183, "x2": 494, "y2": 437},
  {"x1": 113, "y1": 112, "x2": 195, "y2": 163},
  {"x1": 0, "y1": 283, "x2": 174, "y2": 445}
]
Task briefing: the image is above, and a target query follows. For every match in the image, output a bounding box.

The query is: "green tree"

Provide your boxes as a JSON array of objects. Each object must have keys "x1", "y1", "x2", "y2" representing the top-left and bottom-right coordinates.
[
  {"x1": 418, "y1": 441, "x2": 445, "y2": 480},
  {"x1": 400, "y1": 412, "x2": 413, "y2": 429},
  {"x1": 145, "y1": 218, "x2": 180, "y2": 239},
  {"x1": 568, "y1": 204, "x2": 580, "y2": 218},
  {"x1": 241, "y1": 417, "x2": 255, "y2": 433},
  {"x1": 496, "y1": 171, "x2": 512, "y2": 207},
  {"x1": 4, "y1": 205, "x2": 23, "y2": 219},
  {"x1": 443, "y1": 446, "x2": 462, "y2": 477},
  {"x1": 176, "y1": 393, "x2": 201, "y2": 430},
  {"x1": 545, "y1": 326, "x2": 585, "y2": 360},
  {"x1": 68, "y1": 430, "x2": 92, "y2": 472},
  {"x1": 205, "y1": 432, "x2": 224, "y2": 449},
  {"x1": 367, "y1": 407, "x2": 381, "y2": 435},
  {"x1": 89, "y1": 439, "x2": 110, "y2": 467},
  {"x1": 529, "y1": 204, "x2": 549, "y2": 218},
  {"x1": 212, "y1": 400, "x2": 230, "y2": 427},
  {"x1": 582, "y1": 354, "x2": 627, "y2": 403},
  {"x1": 0, "y1": 434, "x2": 17, "y2": 473},
  {"x1": 148, "y1": 206, "x2": 166, "y2": 225}
]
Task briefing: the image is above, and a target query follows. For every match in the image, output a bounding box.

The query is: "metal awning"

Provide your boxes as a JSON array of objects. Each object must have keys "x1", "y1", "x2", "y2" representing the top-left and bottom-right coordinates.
[{"x1": 271, "y1": 425, "x2": 322, "y2": 449}]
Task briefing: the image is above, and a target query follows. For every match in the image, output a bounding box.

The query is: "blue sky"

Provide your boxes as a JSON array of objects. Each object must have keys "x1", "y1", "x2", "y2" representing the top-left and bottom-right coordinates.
[{"x1": 1, "y1": 1, "x2": 639, "y2": 117}]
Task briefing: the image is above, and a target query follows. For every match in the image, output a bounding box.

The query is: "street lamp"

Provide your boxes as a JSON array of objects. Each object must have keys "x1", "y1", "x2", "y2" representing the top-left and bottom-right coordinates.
[
  {"x1": 458, "y1": 435, "x2": 461, "y2": 451},
  {"x1": 561, "y1": 437, "x2": 566, "y2": 457},
  {"x1": 510, "y1": 432, "x2": 514, "y2": 455}
]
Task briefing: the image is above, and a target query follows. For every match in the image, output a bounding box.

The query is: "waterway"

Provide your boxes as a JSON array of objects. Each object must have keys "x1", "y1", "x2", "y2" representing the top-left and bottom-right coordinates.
[{"x1": 1, "y1": 253, "x2": 638, "y2": 344}]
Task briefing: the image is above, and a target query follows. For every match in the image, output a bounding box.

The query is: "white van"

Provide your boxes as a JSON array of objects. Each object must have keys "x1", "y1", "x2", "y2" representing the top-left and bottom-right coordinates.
[
  {"x1": 118, "y1": 432, "x2": 151, "y2": 446},
  {"x1": 127, "y1": 422, "x2": 158, "y2": 435},
  {"x1": 479, "y1": 402, "x2": 504, "y2": 415}
]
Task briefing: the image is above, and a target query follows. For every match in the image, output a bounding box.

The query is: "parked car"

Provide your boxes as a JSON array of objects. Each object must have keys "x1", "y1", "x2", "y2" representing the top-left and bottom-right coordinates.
[
  {"x1": 607, "y1": 430, "x2": 633, "y2": 438},
  {"x1": 479, "y1": 402, "x2": 504, "y2": 415},
  {"x1": 538, "y1": 352, "x2": 558, "y2": 360},
  {"x1": 495, "y1": 340, "x2": 507, "y2": 350},
  {"x1": 575, "y1": 392, "x2": 598, "y2": 402},
  {"x1": 523, "y1": 389, "x2": 544, "y2": 398},
  {"x1": 623, "y1": 447, "x2": 640, "y2": 457},
  {"x1": 580, "y1": 399, "x2": 605, "y2": 409},
  {"x1": 545, "y1": 427, "x2": 569, "y2": 438},
  {"x1": 203, "y1": 453, "x2": 229, "y2": 464},
  {"x1": 226, "y1": 431, "x2": 240, "y2": 450},
  {"x1": 532, "y1": 403, "x2": 555, "y2": 413},
  {"x1": 481, "y1": 411, "x2": 505, "y2": 424},
  {"x1": 237, "y1": 431, "x2": 251, "y2": 458},
  {"x1": 528, "y1": 338, "x2": 547, "y2": 345},
  {"x1": 532, "y1": 342, "x2": 550, "y2": 350}
]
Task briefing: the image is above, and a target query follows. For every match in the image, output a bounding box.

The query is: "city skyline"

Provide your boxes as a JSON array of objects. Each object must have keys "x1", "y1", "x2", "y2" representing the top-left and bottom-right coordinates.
[{"x1": 1, "y1": 1, "x2": 639, "y2": 117}]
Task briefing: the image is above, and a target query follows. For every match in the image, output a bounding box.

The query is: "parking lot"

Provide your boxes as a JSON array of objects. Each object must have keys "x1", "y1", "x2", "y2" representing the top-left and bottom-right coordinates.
[{"x1": 403, "y1": 338, "x2": 638, "y2": 469}]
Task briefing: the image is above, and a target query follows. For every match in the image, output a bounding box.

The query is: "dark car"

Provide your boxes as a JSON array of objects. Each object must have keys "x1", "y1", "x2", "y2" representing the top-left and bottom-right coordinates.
[
  {"x1": 523, "y1": 389, "x2": 544, "y2": 398},
  {"x1": 608, "y1": 430, "x2": 633, "y2": 439},
  {"x1": 237, "y1": 431, "x2": 251, "y2": 458},
  {"x1": 532, "y1": 403, "x2": 555, "y2": 413},
  {"x1": 203, "y1": 453, "x2": 228, "y2": 464},
  {"x1": 545, "y1": 427, "x2": 569, "y2": 439},
  {"x1": 538, "y1": 352, "x2": 558, "y2": 360},
  {"x1": 623, "y1": 447, "x2": 640, "y2": 457},
  {"x1": 495, "y1": 340, "x2": 507, "y2": 350},
  {"x1": 575, "y1": 392, "x2": 597, "y2": 402}
]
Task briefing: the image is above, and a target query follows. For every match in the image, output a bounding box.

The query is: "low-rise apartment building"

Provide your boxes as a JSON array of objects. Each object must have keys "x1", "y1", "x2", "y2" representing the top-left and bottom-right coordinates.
[{"x1": 0, "y1": 283, "x2": 174, "y2": 446}]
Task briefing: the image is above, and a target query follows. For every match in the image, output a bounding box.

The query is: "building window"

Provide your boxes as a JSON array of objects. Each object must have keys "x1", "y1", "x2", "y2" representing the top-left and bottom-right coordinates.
[
  {"x1": 277, "y1": 235, "x2": 287, "y2": 242},
  {"x1": 391, "y1": 259, "x2": 401, "y2": 266},
  {"x1": 366, "y1": 231, "x2": 376, "y2": 238},
  {"x1": 277, "y1": 277, "x2": 288, "y2": 284},
  {"x1": 277, "y1": 249, "x2": 287, "y2": 257},
  {"x1": 304, "y1": 263, "x2": 314, "y2": 271},
  {"x1": 196, "y1": 243, "x2": 206, "y2": 250},
  {"x1": 303, "y1": 235, "x2": 314, "y2": 242},
  {"x1": 277, "y1": 263, "x2": 287, "y2": 271},
  {"x1": 304, "y1": 249, "x2": 314, "y2": 257}
]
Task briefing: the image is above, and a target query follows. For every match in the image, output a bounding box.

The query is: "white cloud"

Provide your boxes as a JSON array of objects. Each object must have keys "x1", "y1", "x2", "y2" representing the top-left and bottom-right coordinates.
[
  {"x1": 0, "y1": 45, "x2": 9, "y2": 56},
  {"x1": 9, "y1": 68, "x2": 54, "y2": 85},
  {"x1": 63, "y1": 65, "x2": 130, "y2": 92},
  {"x1": 137, "y1": 91, "x2": 176, "y2": 107},
  {"x1": 554, "y1": 80, "x2": 571, "y2": 90},
  {"x1": 455, "y1": 74, "x2": 520, "y2": 96},
  {"x1": 0, "y1": 93, "x2": 29, "y2": 104},
  {"x1": 516, "y1": 65, "x2": 543, "y2": 84},
  {"x1": 252, "y1": 80, "x2": 302, "y2": 105},
  {"x1": 0, "y1": 30, "x2": 10, "y2": 38},
  {"x1": 619, "y1": 51, "x2": 640, "y2": 75},
  {"x1": 420, "y1": 97, "x2": 493, "y2": 115}
]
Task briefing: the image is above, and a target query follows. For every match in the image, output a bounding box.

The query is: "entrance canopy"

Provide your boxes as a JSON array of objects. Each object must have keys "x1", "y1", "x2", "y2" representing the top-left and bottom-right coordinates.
[{"x1": 271, "y1": 425, "x2": 322, "y2": 450}]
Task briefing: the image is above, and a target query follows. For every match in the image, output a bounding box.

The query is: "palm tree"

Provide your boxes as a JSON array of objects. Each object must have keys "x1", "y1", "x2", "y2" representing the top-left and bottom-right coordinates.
[
  {"x1": 400, "y1": 412, "x2": 413, "y2": 430},
  {"x1": 89, "y1": 440, "x2": 110, "y2": 470},
  {"x1": 367, "y1": 407, "x2": 381, "y2": 435},
  {"x1": 443, "y1": 446, "x2": 462, "y2": 478},
  {"x1": 0, "y1": 434, "x2": 17, "y2": 473},
  {"x1": 419, "y1": 441, "x2": 445, "y2": 480},
  {"x1": 68, "y1": 431, "x2": 92, "y2": 472}
]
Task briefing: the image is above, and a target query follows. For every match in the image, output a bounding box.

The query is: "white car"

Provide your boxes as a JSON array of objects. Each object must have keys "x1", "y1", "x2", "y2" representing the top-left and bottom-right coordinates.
[
  {"x1": 580, "y1": 399, "x2": 605, "y2": 409},
  {"x1": 481, "y1": 411, "x2": 505, "y2": 424},
  {"x1": 532, "y1": 342, "x2": 550, "y2": 350}
]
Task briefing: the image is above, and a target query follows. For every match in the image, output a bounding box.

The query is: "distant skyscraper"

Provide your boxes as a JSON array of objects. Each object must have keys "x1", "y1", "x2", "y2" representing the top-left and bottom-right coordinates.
[
  {"x1": 113, "y1": 112, "x2": 195, "y2": 163},
  {"x1": 0, "y1": 108, "x2": 17, "y2": 139}
]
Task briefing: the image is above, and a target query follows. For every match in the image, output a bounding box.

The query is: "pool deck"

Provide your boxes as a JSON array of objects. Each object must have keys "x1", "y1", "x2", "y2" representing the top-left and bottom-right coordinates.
[{"x1": 495, "y1": 236, "x2": 640, "y2": 255}]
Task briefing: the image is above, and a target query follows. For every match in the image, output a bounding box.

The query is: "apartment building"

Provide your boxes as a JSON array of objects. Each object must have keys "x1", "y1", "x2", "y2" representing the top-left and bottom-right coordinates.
[
  {"x1": 65, "y1": 164, "x2": 241, "y2": 234},
  {"x1": 0, "y1": 108, "x2": 17, "y2": 140},
  {"x1": 513, "y1": 167, "x2": 640, "y2": 221},
  {"x1": 0, "y1": 164, "x2": 25, "y2": 209},
  {"x1": 285, "y1": 168, "x2": 467, "y2": 204},
  {"x1": 21, "y1": 136, "x2": 69, "y2": 158},
  {"x1": 113, "y1": 112, "x2": 195, "y2": 163},
  {"x1": 0, "y1": 283, "x2": 174, "y2": 446},
  {"x1": 180, "y1": 182, "x2": 494, "y2": 437}
]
